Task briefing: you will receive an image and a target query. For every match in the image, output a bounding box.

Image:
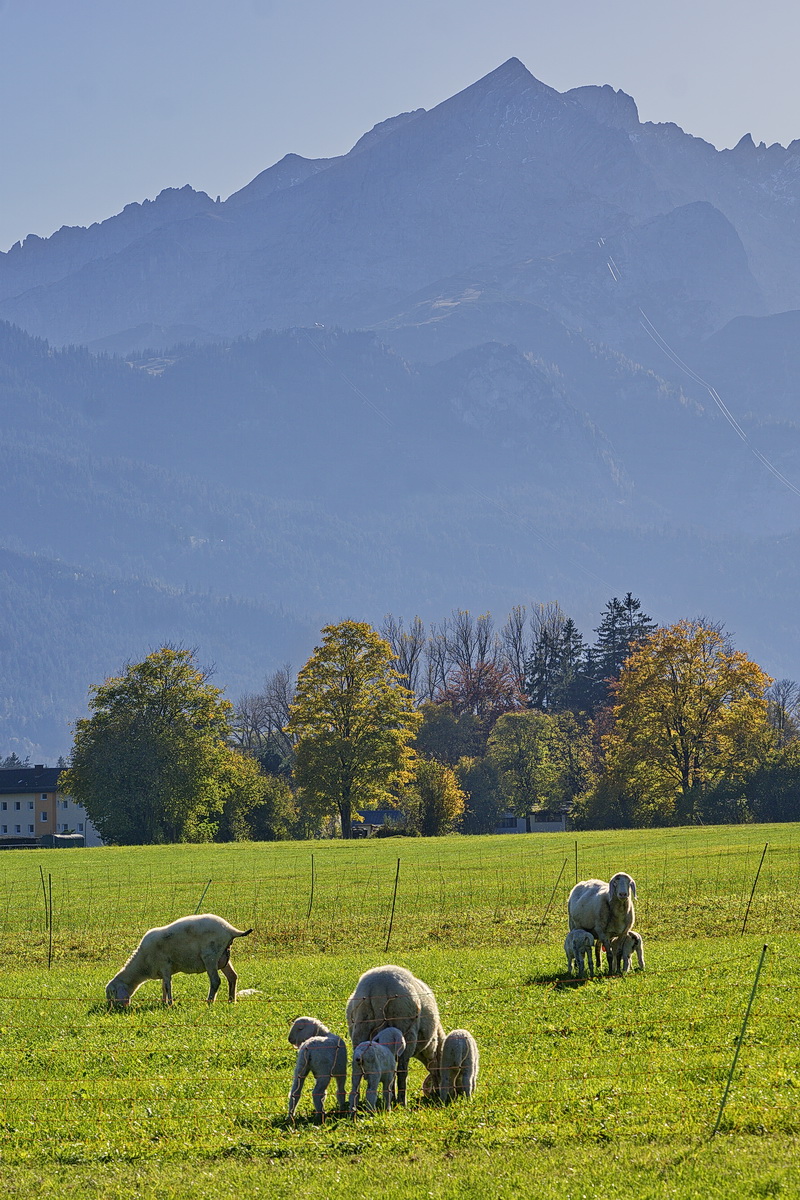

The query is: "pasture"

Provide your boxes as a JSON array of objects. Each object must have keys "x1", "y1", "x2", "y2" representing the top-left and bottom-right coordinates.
[{"x1": 1, "y1": 824, "x2": 799, "y2": 1199}]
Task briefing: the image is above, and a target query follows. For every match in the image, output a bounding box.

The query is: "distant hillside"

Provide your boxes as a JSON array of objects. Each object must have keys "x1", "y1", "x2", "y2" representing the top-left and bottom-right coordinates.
[{"x1": 1, "y1": 59, "x2": 800, "y2": 756}]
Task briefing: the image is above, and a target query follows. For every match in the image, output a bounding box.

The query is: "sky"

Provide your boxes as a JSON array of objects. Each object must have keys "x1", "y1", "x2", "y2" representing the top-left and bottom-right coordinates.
[{"x1": 1, "y1": 0, "x2": 799, "y2": 251}]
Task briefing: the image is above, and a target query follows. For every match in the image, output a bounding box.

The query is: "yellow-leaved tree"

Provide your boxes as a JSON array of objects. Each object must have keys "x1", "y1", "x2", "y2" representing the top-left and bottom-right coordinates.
[
  {"x1": 600, "y1": 620, "x2": 772, "y2": 824},
  {"x1": 287, "y1": 621, "x2": 421, "y2": 838}
]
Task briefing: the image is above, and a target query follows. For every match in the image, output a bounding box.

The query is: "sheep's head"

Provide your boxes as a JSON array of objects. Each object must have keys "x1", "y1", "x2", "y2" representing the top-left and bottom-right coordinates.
[
  {"x1": 105, "y1": 977, "x2": 130, "y2": 1007},
  {"x1": 609, "y1": 872, "x2": 636, "y2": 901},
  {"x1": 353, "y1": 1041, "x2": 371, "y2": 1067}
]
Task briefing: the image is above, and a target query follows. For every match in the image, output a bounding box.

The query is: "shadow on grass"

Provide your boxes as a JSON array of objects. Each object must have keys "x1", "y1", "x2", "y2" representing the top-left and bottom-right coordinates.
[{"x1": 523, "y1": 971, "x2": 602, "y2": 989}]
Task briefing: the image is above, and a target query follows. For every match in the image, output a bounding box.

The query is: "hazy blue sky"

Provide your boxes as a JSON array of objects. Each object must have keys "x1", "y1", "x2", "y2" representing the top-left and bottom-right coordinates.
[{"x1": 2, "y1": 0, "x2": 798, "y2": 250}]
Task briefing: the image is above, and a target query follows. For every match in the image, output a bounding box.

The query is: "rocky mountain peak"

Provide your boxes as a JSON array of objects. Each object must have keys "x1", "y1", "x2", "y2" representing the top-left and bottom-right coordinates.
[{"x1": 566, "y1": 84, "x2": 641, "y2": 134}]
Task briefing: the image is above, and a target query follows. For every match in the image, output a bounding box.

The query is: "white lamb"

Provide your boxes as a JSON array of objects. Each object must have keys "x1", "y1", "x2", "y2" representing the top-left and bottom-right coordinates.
[
  {"x1": 346, "y1": 964, "x2": 445, "y2": 1104},
  {"x1": 105, "y1": 913, "x2": 252, "y2": 1005},
  {"x1": 608, "y1": 929, "x2": 645, "y2": 975},
  {"x1": 287, "y1": 1016, "x2": 348, "y2": 1118},
  {"x1": 568, "y1": 873, "x2": 636, "y2": 969},
  {"x1": 438, "y1": 1029, "x2": 479, "y2": 1102},
  {"x1": 564, "y1": 928, "x2": 595, "y2": 978},
  {"x1": 349, "y1": 1039, "x2": 402, "y2": 1114}
]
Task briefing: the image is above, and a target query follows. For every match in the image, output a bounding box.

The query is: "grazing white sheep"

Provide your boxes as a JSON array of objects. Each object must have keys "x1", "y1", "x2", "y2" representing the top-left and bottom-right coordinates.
[
  {"x1": 346, "y1": 964, "x2": 445, "y2": 1104},
  {"x1": 608, "y1": 929, "x2": 645, "y2": 975},
  {"x1": 105, "y1": 913, "x2": 252, "y2": 1005},
  {"x1": 349, "y1": 1039, "x2": 400, "y2": 1114},
  {"x1": 287, "y1": 1016, "x2": 348, "y2": 1118},
  {"x1": 564, "y1": 928, "x2": 595, "y2": 978},
  {"x1": 568, "y1": 873, "x2": 636, "y2": 969},
  {"x1": 438, "y1": 1029, "x2": 479, "y2": 1102}
]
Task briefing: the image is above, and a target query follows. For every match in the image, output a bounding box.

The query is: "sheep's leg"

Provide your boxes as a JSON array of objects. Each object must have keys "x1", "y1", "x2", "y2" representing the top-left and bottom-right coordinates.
[
  {"x1": 311, "y1": 1073, "x2": 330, "y2": 1116},
  {"x1": 288, "y1": 1058, "x2": 309, "y2": 1118},
  {"x1": 566, "y1": 955, "x2": 573, "y2": 977},
  {"x1": 221, "y1": 960, "x2": 238, "y2": 1001},
  {"x1": 439, "y1": 1066, "x2": 453, "y2": 1104},
  {"x1": 205, "y1": 966, "x2": 221, "y2": 1003},
  {"x1": 334, "y1": 1071, "x2": 347, "y2": 1114},
  {"x1": 396, "y1": 1049, "x2": 410, "y2": 1105},
  {"x1": 161, "y1": 972, "x2": 173, "y2": 1005},
  {"x1": 383, "y1": 1071, "x2": 395, "y2": 1112}
]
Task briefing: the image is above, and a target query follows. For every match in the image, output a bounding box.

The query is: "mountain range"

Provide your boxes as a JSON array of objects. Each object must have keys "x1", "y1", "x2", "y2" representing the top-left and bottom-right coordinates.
[{"x1": 2, "y1": 58, "x2": 800, "y2": 758}]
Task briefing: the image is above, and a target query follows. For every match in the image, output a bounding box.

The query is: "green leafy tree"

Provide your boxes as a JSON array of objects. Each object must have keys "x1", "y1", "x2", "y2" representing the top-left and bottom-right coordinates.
[
  {"x1": 242, "y1": 772, "x2": 299, "y2": 841},
  {"x1": 287, "y1": 621, "x2": 421, "y2": 839},
  {"x1": 61, "y1": 647, "x2": 245, "y2": 844},
  {"x1": 456, "y1": 755, "x2": 503, "y2": 834},
  {"x1": 488, "y1": 709, "x2": 592, "y2": 813},
  {"x1": 414, "y1": 701, "x2": 480, "y2": 765},
  {"x1": 401, "y1": 758, "x2": 466, "y2": 836}
]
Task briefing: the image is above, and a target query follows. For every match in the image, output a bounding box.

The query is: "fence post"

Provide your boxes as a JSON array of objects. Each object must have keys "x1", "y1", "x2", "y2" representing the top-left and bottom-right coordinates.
[
  {"x1": 741, "y1": 843, "x2": 769, "y2": 935},
  {"x1": 47, "y1": 873, "x2": 53, "y2": 969},
  {"x1": 711, "y1": 943, "x2": 769, "y2": 1137},
  {"x1": 194, "y1": 879, "x2": 212, "y2": 914},
  {"x1": 385, "y1": 858, "x2": 401, "y2": 953},
  {"x1": 306, "y1": 854, "x2": 315, "y2": 921}
]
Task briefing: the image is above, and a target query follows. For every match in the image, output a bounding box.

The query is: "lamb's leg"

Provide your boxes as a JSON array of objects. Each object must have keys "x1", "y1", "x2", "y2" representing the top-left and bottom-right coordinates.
[
  {"x1": 311, "y1": 1073, "x2": 330, "y2": 1116},
  {"x1": 383, "y1": 1070, "x2": 395, "y2": 1112},
  {"x1": 334, "y1": 1070, "x2": 347, "y2": 1114},
  {"x1": 288, "y1": 1056, "x2": 309, "y2": 1118},
  {"x1": 222, "y1": 960, "x2": 238, "y2": 1001},
  {"x1": 363, "y1": 1071, "x2": 380, "y2": 1113},
  {"x1": 438, "y1": 1066, "x2": 453, "y2": 1104},
  {"x1": 349, "y1": 1064, "x2": 363, "y2": 1115}
]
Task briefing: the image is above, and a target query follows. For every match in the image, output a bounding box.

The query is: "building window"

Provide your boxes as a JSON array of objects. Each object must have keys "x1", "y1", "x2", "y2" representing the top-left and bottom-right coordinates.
[
  {"x1": 28, "y1": 800, "x2": 34, "y2": 810},
  {"x1": 14, "y1": 824, "x2": 21, "y2": 834},
  {"x1": 62, "y1": 800, "x2": 69, "y2": 810},
  {"x1": 78, "y1": 823, "x2": 84, "y2": 832},
  {"x1": 0, "y1": 802, "x2": 6, "y2": 810},
  {"x1": 499, "y1": 815, "x2": 517, "y2": 828},
  {"x1": 14, "y1": 801, "x2": 21, "y2": 810},
  {"x1": 40, "y1": 812, "x2": 48, "y2": 822},
  {"x1": 41, "y1": 793, "x2": 48, "y2": 801},
  {"x1": 28, "y1": 824, "x2": 34, "y2": 834},
  {"x1": 1, "y1": 825, "x2": 6, "y2": 833}
]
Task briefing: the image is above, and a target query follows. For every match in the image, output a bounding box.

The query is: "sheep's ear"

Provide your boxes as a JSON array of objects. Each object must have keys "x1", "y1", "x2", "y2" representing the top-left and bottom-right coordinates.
[{"x1": 630, "y1": 878, "x2": 637, "y2": 898}]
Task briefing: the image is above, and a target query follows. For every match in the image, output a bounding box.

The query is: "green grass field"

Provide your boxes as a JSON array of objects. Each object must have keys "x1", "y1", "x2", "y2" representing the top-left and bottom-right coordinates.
[{"x1": 1, "y1": 825, "x2": 799, "y2": 1199}]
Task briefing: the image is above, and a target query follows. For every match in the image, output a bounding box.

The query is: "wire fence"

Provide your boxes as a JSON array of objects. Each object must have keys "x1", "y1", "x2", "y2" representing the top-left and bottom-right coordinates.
[
  {"x1": 0, "y1": 831, "x2": 797, "y2": 957},
  {"x1": 0, "y1": 831, "x2": 797, "y2": 1159}
]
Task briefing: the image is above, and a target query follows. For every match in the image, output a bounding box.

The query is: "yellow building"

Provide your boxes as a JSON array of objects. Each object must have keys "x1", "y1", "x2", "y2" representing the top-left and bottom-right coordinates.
[{"x1": 0, "y1": 765, "x2": 101, "y2": 846}]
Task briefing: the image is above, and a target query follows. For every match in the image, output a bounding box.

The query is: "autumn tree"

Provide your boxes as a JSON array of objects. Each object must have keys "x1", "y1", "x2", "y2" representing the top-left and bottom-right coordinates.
[
  {"x1": 61, "y1": 647, "x2": 259, "y2": 844},
  {"x1": 601, "y1": 620, "x2": 772, "y2": 824},
  {"x1": 287, "y1": 621, "x2": 421, "y2": 838}
]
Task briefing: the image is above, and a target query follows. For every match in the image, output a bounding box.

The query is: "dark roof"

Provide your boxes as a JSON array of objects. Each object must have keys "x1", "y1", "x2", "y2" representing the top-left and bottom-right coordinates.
[{"x1": 0, "y1": 766, "x2": 63, "y2": 795}]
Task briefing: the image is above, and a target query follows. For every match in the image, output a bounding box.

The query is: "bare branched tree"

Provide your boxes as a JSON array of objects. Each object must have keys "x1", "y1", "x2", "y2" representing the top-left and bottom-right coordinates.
[
  {"x1": 767, "y1": 678, "x2": 800, "y2": 747},
  {"x1": 500, "y1": 605, "x2": 529, "y2": 693},
  {"x1": 381, "y1": 614, "x2": 427, "y2": 697}
]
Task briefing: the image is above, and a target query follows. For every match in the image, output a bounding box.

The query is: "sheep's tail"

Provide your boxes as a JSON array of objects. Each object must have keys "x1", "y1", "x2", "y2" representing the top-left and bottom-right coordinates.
[{"x1": 233, "y1": 928, "x2": 253, "y2": 939}]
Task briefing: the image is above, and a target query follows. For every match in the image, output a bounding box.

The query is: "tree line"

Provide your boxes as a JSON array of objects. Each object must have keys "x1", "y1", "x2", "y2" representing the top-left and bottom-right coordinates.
[{"x1": 59, "y1": 595, "x2": 800, "y2": 844}]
